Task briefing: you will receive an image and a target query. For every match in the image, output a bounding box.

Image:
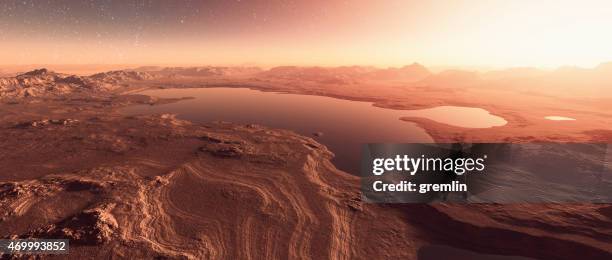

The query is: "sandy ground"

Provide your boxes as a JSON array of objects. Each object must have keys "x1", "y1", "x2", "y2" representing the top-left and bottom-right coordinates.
[{"x1": 0, "y1": 68, "x2": 611, "y2": 259}]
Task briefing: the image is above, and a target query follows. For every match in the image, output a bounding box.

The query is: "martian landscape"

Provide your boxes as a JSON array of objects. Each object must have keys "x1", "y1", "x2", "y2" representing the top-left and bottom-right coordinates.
[
  {"x1": 2, "y1": 0, "x2": 612, "y2": 259},
  {"x1": 0, "y1": 64, "x2": 610, "y2": 259}
]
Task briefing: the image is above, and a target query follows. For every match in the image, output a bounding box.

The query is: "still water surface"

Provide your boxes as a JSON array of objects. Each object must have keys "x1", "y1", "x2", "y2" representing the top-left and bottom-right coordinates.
[
  {"x1": 122, "y1": 88, "x2": 506, "y2": 174},
  {"x1": 545, "y1": 116, "x2": 576, "y2": 121}
]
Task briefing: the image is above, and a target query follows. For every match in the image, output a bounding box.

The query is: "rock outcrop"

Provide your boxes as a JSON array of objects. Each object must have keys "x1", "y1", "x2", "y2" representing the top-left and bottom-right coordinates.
[
  {"x1": 0, "y1": 68, "x2": 153, "y2": 99},
  {"x1": 1, "y1": 114, "x2": 610, "y2": 259},
  {"x1": 89, "y1": 70, "x2": 154, "y2": 83}
]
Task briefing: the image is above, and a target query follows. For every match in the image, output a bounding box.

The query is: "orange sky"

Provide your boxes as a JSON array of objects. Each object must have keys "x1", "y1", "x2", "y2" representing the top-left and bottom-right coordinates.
[{"x1": 1, "y1": 0, "x2": 612, "y2": 68}]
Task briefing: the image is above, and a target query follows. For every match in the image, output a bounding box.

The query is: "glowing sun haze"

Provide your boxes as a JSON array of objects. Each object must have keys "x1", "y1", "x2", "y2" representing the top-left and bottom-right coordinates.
[{"x1": 1, "y1": 0, "x2": 611, "y2": 68}]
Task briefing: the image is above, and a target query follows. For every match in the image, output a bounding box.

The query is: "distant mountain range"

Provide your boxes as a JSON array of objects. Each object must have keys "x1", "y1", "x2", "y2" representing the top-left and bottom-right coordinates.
[
  {"x1": 3, "y1": 62, "x2": 612, "y2": 99},
  {"x1": 0, "y1": 68, "x2": 153, "y2": 98},
  {"x1": 133, "y1": 66, "x2": 263, "y2": 78}
]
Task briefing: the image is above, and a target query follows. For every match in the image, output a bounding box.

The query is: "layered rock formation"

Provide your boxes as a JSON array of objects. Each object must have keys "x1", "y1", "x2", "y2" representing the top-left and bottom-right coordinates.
[
  {"x1": 1, "y1": 113, "x2": 610, "y2": 259},
  {"x1": 0, "y1": 114, "x2": 364, "y2": 258}
]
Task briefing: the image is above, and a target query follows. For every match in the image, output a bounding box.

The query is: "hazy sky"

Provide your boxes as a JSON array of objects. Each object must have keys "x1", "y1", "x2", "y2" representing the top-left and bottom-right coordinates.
[{"x1": 1, "y1": 0, "x2": 612, "y2": 68}]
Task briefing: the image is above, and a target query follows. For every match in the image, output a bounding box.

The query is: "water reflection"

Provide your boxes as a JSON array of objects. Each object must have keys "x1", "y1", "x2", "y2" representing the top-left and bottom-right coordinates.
[
  {"x1": 403, "y1": 106, "x2": 507, "y2": 128},
  {"x1": 122, "y1": 88, "x2": 506, "y2": 174}
]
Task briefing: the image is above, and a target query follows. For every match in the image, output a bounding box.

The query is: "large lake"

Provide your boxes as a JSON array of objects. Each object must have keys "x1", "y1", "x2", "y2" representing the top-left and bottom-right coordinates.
[{"x1": 122, "y1": 87, "x2": 506, "y2": 174}]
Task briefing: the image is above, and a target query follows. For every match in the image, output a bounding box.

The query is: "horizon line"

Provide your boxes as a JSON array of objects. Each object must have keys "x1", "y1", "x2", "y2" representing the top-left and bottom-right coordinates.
[{"x1": 1, "y1": 61, "x2": 611, "y2": 72}]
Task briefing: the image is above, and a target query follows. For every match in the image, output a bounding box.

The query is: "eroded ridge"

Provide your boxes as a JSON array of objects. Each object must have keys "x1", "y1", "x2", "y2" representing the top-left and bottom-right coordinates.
[{"x1": 0, "y1": 114, "x2": 363, "y2": 259}]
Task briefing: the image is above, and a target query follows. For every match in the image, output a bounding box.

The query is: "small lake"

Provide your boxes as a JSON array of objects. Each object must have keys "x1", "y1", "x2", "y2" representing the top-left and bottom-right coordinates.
[
  {"x1": 403, "y1": 106, "x2": 506, "y2": 128},
  {"x1": 122, "y1": 87, "x2": 506, "y2": 174},
  {"x1": 545, "y1": 116, "x2": 576, "y2": 121}
]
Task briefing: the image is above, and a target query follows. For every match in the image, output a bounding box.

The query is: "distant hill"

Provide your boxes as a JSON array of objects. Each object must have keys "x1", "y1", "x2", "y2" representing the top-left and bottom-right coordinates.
[
  {"x1": 261, "y1": 64, "x2": 432, "y2": 84},
  {"x1": 134, "y1": 66, "x2": 263, "y2": 78},
  {"x1": 0, "y1": 68, "x2": 152, "y2": 99},
  {"x1": 366, "y1": 63, "x2": 431, "y2": 82},
  {"x1": 90, "y1": 70, "x2": 154, "y2": 83}
]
